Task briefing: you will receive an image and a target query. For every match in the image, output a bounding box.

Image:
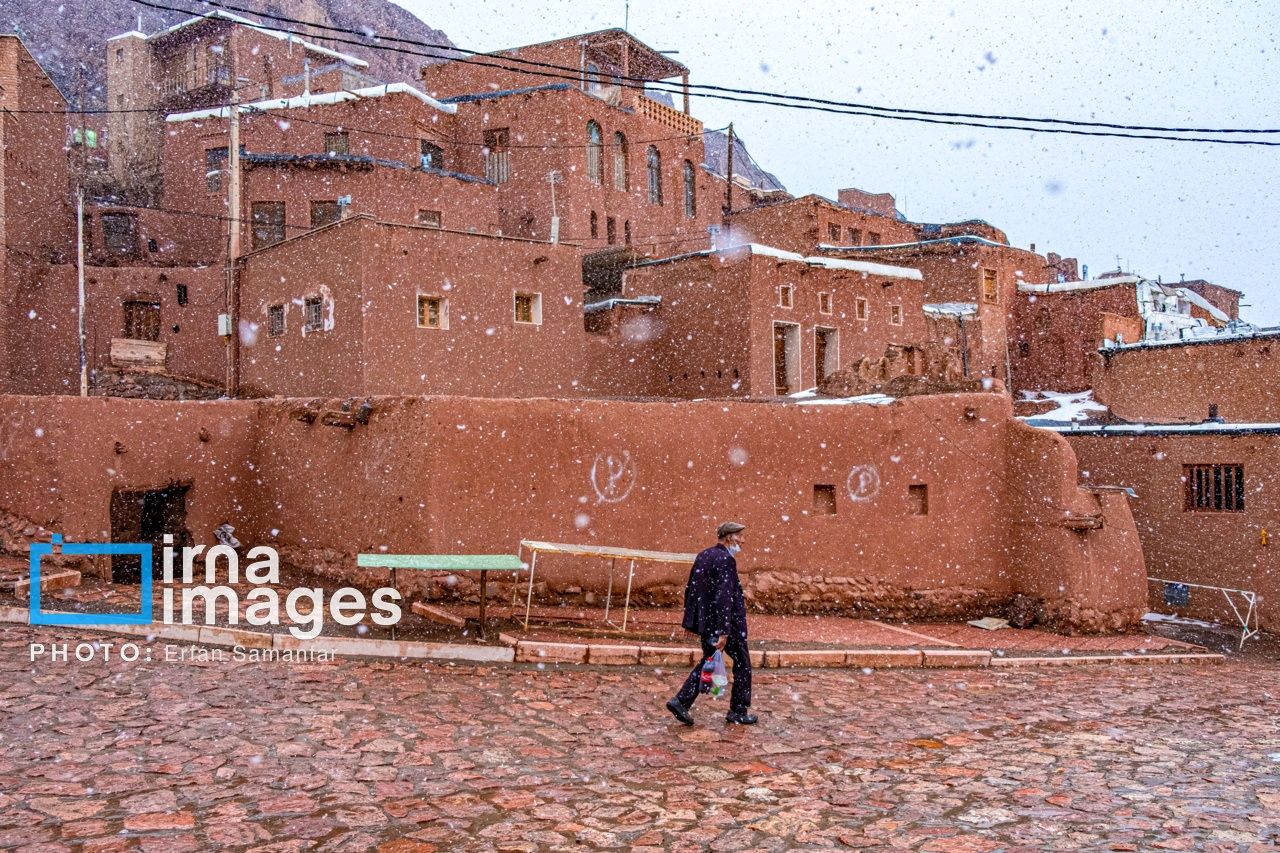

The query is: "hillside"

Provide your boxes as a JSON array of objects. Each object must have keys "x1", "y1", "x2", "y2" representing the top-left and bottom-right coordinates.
[{"x1": 2, "y1": 0, "x2": 453, "y2": 106}]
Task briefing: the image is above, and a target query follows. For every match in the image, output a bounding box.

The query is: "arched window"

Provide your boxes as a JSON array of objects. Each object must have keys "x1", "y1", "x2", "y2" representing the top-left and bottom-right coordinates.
[
  {"x1": 590, "y1": 210, "x2": 599, "y2": 239},
  {"x1": 586, "y1": 121, "x2": 602, "y2": 185},
  {"x1": 613, "y1": 132, "x2": 628, "y2": 191},
  {"x1": 647, "y1": 146, "x2": 662, "y2": 205},
  {"x1": 683, "y1": 160, "x2": 696, "y2": 218}
]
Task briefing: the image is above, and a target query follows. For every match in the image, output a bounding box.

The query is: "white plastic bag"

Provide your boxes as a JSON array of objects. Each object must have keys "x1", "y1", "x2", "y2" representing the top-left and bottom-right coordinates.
[{"x1": 710, "y1": 650, "x2": 728, "y2": 697}]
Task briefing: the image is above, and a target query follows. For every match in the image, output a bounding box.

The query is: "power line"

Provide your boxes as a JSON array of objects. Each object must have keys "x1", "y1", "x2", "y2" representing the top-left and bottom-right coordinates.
[{"x1": 131, "y1": 0, "x2": 1280, "y2": 142}]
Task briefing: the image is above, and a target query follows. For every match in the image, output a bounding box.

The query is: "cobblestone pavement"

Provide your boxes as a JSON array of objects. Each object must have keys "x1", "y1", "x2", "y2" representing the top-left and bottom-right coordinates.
[{"x1": 2, "y1": 625, "x2": 1277, "y2": 852}]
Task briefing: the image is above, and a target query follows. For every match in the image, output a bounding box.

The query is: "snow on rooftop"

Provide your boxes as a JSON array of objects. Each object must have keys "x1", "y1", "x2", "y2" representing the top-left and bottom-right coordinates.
[
  {"x1": 789, "y1": 389, "x2": 896, "y2": 406},
  {"x1": 923, "y1": 302, "x2": 978, "y2": 317},
  {"x1": 818, "y1": 234, "x2": 1009, "y2": 252},
  {"x1": 1050, "y1": 421, "x2": 1280, "y2": 435},
  {"x1": 167, "y1": 83, "x2": 455, "y2": 122},
  {"x1": 1017, "y1": 275, "x2": 1141, "y2": 294},
  {"x1": 1176, "y1": 286, "x2": 1230, "y2": 323},
  {"x1": 107, "y1": 30, "x2": 147, "y2": 40},
  {"x1": 1019, "y1": 390, "x2": 1109, "y2": 425},
  {"x1": 147, "y1": 10, "x2": 368, "y2": 68},
  {"x1": 742, "y1": 244, "x2": 922, "y2": 280}
]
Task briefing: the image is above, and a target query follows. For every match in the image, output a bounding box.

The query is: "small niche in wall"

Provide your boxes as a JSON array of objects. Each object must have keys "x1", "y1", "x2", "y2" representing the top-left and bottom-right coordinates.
[
  {"x1": 909, "y1": 483, "x2": 929, "y2": 515},
  {"x1": 813, "y1": 484, "x2": 837, "y2": 515}
]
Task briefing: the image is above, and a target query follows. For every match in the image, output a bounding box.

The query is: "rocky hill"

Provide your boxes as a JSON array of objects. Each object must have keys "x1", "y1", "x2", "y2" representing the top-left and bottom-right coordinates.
[{"x1": 2, "y1": 0, "x2": 454, "y2": 107}]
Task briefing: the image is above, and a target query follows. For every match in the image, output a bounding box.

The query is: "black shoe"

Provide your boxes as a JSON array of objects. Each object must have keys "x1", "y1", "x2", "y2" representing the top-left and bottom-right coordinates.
[
  {"x1": 725, "y1": 711, "x2": 758, "y2": 725},
  {"x1": 666, "y1": 699, "x2": 694, "y2": 726}
]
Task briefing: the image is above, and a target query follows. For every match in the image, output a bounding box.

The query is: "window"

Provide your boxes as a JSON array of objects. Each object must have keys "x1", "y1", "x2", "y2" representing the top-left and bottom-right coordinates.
[
  {"x1": 116, "y1": 48, "x2": 124, "y2": 62},
  {"x1": 268, "y1": 304, "x2": 284, "y2": 337},
  {"x1": 818, "y1": 292, "x2": 832, "y2": 314},
  {"x1": 417, "y1": 295, "x2": 447, "y2": 329},
  {"x1": 982, "y1": 268, "x2": 998, "y2": 304},
  {"x1": 624, "y1": 220, "x2": 632, "y2": 245},
  {"x1": 586, "y1": 121, "x2": 603, "y2": 185},
  {"x1": 827, "y1": 223, "x2": 841, "y2": 241},
  {"x1": 251, "y1": 202, "x2": 285, "y2": 248},
  {"x1": 324, "y1": 132, "x2": 349, "y2": 155},
  {"x1": 813, "y1": 484, "x2": 837, "y2": 515},
  {"x1": 514, "y1": 292, "x2": 542, "y2": 325},
  {"x1": 416, "y1": 209, "x2": 442, "y2": 228},
  {"x1": 205, "y1": 147, "x2": 227, "y2": 191},
  {"x1": 101, "y1": 212, "x2": 138, "y2": 256},
  {"x1": 778, "y1": 284, "x2": 794, "y2": 308},
  {"x1": 867, "y1": 232, "x2": 881, "y2": 246},
  {"x1": 613, "y1": 132, "x2": 628, "y2": 191},
  {"x1": 853, "y1": 298, "x2": 867, "y2": 321},
  {"x1": 889, "y1": 304, "x2": 903, "y2": 325},
  {"x1": 646, "y1": 146, "x2": 663, "y2": 205},
  {"x1": 175, "y1": 284, "x2": 188, "y2": 306},
  {"x1": 122, "y1": 300, "x2": 160, "y2": 341},
  {"x1": 310, "y1": 200, "x2": 340, "y2": 228},
  {"x1": 909, "y1": 484, "x2": 929, "y2": 515},
  {"x1": 419, "y1": 140, "x2": 444, "y2": 170},
  {"x1": 683, "y1": 160, "x2": 696, "y2": 218},
  {"x1": 303, "y1": 297, "x2": 323, "y2": 332},
  {"x1": 1185, "y1": 464, "x2": 1244, "y2": 512},
  {"x1": 483, "y1": 128, "x2": 510, "y2": 184},
  {"x1": 847, "y1": 227, "x2": 861, "y2": 245},
  {"x1": 606, "y1": 216, "x2": 616, "y2": 245},
  {"x1": 815, "y1": 327, "x2": 838, "y2": 384},
  {"x1": 589, "y1": 211, "x2": 599, "y2": 238}
]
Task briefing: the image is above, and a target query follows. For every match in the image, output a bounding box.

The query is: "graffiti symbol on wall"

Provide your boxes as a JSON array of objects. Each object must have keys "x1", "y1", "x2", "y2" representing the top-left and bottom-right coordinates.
[
  {"x1": 846, "y1": 464, "x2": 881, "y2": 503},
  {"x1": 591, "y1": 451, "x2": 636, "y2": 504}
]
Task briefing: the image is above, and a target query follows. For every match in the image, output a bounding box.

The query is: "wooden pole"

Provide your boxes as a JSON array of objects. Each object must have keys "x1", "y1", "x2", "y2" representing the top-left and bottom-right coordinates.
[
  {"x1": 77, "y1": 187, "x2": 87, "y2": 397},
  {"x1": 225, "y1": 90, "x2": 241, "y2": 396}
]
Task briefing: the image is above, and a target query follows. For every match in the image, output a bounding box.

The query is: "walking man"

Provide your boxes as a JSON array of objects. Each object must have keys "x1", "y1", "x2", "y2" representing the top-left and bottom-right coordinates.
[{"x1": 666, "y1": 521, "x2": 757, "y2": 726}]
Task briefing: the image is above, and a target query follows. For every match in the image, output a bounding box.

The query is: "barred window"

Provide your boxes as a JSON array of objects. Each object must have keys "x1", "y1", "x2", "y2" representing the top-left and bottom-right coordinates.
[{"x1": 1184, "y1": 464, "x2": 1244, "y2": 512}]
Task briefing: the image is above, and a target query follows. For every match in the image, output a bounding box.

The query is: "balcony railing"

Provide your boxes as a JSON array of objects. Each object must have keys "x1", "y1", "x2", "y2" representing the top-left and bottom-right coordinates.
[{"x1": 637, "y1": 95, "x2": 703, "y2": 137}]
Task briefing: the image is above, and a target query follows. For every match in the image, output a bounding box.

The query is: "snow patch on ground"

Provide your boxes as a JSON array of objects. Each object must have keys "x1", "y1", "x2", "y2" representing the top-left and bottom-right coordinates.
[
  {"x1": 1142, "y1": 612, "x2": 1219, "y2": 629},
  {"x1": 790, "y1": 389, "x2": 895, "y2": 406}
]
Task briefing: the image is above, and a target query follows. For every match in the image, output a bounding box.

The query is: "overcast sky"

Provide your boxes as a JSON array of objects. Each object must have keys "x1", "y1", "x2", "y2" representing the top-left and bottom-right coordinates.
[{"x1": 398, "y1": 0, "x2": 1279, "y2": 322}]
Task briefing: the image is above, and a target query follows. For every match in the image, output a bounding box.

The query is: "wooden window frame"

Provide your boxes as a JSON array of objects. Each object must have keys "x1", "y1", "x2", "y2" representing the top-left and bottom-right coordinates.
[
  {"x1": 267, "y1": 304, "x2": 285, "y2": 337},
  {"x1": 778, "y1": 284, "x2": 794, "y2": 309},
  {"x1": 855, "y1": 297, "x2": 869, "y2": 321},
  {"x1": 889, "y1": 304, "x2": 904, "y2": 326},
  {"x1": 818, "y1": 292, "x2": 833, "y2": 314},
  {"x1": 417, "y1": 294, "x2": 448, "y2": 330},
  {"x1": 982, "y1": 268, "x2": 999, "y2": 304},
  {"x1": 513, "y1": 291, "x2": 542, "y2": 326},
  {"x1": 303, "y1": 297, "x2": 324, "y2": 332}
]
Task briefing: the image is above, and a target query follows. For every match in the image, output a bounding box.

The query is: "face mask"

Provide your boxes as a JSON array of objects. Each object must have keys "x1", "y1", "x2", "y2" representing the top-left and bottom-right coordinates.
[{"x1": 727, "y1": 544, "x2": 742, "y2": 555}]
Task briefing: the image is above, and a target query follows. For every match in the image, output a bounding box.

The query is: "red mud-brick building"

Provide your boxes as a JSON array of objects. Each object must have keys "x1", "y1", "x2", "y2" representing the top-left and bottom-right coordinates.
[
  {"x1": 236, "y1": 216, "x2": 586, "y2": 398},
  {"x1": 823, "y1": 226, "x2": 1053, "y2": 388},
  {"x1": 726, "y1": 193, "x2": 917, "y2": 256},
  {"x1": 106, "y1": 10, "x2": 377, "y2": 200},
  {"x1": 591, "y1": 243, "x2": 926, "y2": 398},
  {"x1": 1011, "y1": 276, "x2": 1232, "y2": 395}
]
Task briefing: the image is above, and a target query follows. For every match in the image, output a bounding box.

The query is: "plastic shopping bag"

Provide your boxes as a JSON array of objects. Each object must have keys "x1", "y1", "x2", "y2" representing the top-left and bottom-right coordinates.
[{"x1": 709, "y1": 650, "x2": 729, "y2": 698}]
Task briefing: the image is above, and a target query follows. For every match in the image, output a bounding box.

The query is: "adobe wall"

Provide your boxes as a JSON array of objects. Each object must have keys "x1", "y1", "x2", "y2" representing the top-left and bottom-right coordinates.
[
  {"x1": 1069, "y1": 431, "x2": 1279, "y2": 632},
  {"x1": 238, "y1": 218, "x2": 588, "y2": 399},
  {"x1": 727, "y1": 199, "x2": 915, "y2": 256},
  {"x1": 0, "y1": 392, "x2": 1145, "y2": 631},
  {"x1": 0, "y1": 396, "x2": 258, "y2": 554},
  {"x1": 1093, "y1": 336, "x2": 1280, "y2": 424},
  {"x1": 7, "y1": 265, "x2": 226, "y2": 394},
  {"x1": 1006, "y1": 422, "x2": 1147, "y2": 631},
  {"x1": 1010, "y1": 284, "x2": 1140, "y2": 393},
  {"x1": 447, "y1": 87, "x2": 719, "y2": 254}
]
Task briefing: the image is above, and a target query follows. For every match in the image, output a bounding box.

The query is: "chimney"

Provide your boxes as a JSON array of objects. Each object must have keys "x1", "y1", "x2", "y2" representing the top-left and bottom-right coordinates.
[
  {"x1": 1030, "y1": 243, "x2": 1036, "y2": 253},
  {"x1": 1207, "y1": 403, "x2": 1222, "y2": 423}
]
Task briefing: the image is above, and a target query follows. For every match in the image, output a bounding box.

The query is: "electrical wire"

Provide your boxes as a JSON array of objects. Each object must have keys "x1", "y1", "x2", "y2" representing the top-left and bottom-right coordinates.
[{"x1": 133, "y1": 0, "x2": 1280, "y2": 139}]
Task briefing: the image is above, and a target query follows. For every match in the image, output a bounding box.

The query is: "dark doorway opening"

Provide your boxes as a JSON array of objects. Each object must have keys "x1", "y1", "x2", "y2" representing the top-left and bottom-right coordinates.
[{"x1": 109, "y1": 484, "x2": 191, "y2": 583}]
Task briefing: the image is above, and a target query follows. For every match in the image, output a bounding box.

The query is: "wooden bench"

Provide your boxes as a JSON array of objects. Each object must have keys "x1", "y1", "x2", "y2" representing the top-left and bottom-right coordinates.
[{"x1": 356, "y1": 553, "x2": 525, "y2": 639}]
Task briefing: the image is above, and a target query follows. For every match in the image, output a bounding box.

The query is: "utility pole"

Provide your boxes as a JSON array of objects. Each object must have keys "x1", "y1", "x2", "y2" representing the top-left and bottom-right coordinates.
[
  {"x1": 723, "y1": 123, "x2": 734, "y2": 244},
  {"x1": 545, "y1": 170, "x2": 561, "y2": 243},
  {"x1": 77, "y1": 187, "x2": 87, "y2": 397},
  {"x1": 224, "y1": 90, "x2": 241, "y2": 396}
]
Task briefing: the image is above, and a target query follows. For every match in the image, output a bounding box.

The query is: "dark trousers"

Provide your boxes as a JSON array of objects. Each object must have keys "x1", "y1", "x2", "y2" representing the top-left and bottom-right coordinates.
[{"x1": 674, "y1": 631, "x2": 752, "y2": 714}]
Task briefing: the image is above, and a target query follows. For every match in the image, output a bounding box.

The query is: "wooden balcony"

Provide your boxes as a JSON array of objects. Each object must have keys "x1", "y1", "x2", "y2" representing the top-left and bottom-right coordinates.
[{"x1": 637, "y1": 95, "x2": 703, "y2": 137}]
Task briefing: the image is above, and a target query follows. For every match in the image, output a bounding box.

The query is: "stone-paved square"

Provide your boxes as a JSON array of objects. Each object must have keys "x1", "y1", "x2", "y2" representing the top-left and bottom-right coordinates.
[{"x1": 1, "y1": 624, "x2": 1277, "y2": 852}]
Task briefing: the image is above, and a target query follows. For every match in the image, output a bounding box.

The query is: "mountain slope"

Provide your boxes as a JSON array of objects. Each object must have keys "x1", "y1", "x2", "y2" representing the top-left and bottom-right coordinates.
[{"x1": 2, "y1": 0, "x2": 453, "y2": 106}]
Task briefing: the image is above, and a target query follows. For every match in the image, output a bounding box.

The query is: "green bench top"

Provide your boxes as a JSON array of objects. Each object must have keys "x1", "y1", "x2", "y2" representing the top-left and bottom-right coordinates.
[{"x1": 357, "y1": 553, "x2": 524, "y2": 571}]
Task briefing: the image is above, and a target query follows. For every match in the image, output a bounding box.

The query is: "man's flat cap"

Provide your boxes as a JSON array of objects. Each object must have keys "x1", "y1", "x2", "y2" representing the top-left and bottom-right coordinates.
[{"x1": 716, "y1": 521, "x2": 746, "y2": 538}]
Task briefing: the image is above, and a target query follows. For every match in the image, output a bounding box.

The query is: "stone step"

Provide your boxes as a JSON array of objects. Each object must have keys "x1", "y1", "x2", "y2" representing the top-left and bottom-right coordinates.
[{"x1": 3, "y1": 568, "x2": 82, "y2": 598}]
